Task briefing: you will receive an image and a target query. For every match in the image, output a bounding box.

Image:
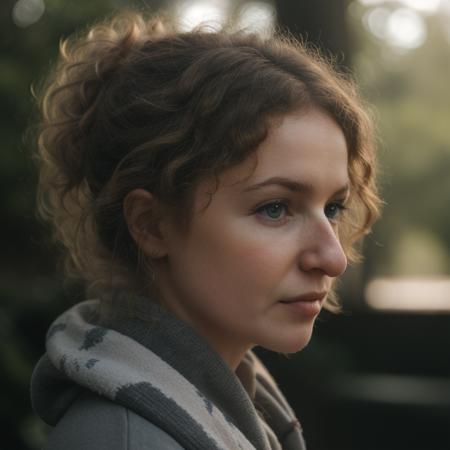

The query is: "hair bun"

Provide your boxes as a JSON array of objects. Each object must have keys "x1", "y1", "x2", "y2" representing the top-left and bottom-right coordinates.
[
  {"x1": 37, "y1": 11, "x2": 167, "y2": 189},
  {"x1": 34, "y1": 12, "x2": 169, "y2": 283}
]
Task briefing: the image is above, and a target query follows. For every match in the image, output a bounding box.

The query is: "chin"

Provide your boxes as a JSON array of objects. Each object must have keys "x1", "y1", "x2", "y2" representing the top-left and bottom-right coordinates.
[{"x1": 260, "y1": 327, "x2": 314, "y2": 354}]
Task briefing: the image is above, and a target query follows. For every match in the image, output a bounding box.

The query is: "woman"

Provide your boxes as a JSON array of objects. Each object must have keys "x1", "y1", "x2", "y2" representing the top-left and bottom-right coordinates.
[{"x1": 30, "y1": 10, "x2": 381, "y2": 450}]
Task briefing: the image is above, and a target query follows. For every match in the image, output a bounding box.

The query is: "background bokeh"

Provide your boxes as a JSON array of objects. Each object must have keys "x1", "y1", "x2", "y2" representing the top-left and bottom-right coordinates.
[{"x1": 2, "y1": 0, "x2": 450, "y2": 449}]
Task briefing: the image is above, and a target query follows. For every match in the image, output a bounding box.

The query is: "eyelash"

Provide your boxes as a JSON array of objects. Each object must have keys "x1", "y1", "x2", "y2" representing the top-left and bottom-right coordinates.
[{"x1": 254, "y1": 200, "x2": 347, "y2": 224}]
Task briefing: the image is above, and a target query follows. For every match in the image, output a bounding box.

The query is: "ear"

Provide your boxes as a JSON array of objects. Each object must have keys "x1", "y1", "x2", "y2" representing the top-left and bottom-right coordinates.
[{"x1": 123, "y1": 188, "x2": 168, "y2": 259}]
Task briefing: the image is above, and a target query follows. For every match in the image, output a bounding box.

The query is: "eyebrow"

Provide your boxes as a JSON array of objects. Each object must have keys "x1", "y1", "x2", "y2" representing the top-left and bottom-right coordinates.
[{"x1": 242, "y1": 176, "x2": 350, "y2": 197}]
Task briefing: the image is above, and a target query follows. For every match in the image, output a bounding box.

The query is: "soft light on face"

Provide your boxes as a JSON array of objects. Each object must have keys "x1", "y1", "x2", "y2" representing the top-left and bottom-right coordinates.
[{"x1": 154, "y1": 109, "x2": 349, "y2": 370}]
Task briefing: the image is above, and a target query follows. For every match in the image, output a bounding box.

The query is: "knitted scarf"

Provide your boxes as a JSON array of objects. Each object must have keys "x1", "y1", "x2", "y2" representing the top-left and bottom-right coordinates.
[{"x1": 32, "y1": 299, "x2": 306, "y2": 450}]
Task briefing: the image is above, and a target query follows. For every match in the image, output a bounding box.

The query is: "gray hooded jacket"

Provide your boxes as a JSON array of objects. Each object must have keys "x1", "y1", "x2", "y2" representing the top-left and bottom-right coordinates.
[{"x1": 31, "y1": 297, "x2": 307, "y2": 450}]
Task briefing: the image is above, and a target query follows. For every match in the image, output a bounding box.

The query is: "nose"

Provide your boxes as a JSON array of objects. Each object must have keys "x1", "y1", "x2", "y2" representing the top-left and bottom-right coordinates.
[{"x1": 298, "y1": 218, "x2": 348, "y2": 277}]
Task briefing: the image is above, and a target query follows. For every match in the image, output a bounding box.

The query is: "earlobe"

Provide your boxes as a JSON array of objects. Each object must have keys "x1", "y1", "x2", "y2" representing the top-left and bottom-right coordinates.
[{"x1": 123, "y1": 188, "x2": 168, "y2": 259}]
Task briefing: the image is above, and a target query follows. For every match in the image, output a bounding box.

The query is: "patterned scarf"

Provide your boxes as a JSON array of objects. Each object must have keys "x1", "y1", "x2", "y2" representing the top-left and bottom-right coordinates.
[{"x1": 32, "y1": 299, "x2": 306, "y2": 450}]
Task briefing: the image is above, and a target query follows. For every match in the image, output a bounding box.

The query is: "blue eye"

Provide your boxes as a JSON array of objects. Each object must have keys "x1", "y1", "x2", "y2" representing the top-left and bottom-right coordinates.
[
  {"x1": 256, "y1": 201, "x2": 287, "y2": 220},
  {"x1": 325, "y1": 202, "x2": 346, "y2": 221}
]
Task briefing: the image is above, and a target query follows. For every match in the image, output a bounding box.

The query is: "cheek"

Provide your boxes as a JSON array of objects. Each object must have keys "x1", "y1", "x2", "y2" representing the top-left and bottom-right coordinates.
[{"x1": 186, "y1": 220, "x2": 293, "y2": 296}]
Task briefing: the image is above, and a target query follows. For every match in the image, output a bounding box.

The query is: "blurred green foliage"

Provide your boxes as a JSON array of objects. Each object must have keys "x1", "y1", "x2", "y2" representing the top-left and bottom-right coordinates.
[{"x1": 349, "y1": 5, "x2": 450, "y2": 279}]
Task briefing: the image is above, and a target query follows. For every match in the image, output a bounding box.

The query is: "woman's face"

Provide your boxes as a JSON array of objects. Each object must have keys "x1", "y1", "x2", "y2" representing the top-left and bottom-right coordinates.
[{"x1": 156, "y1": 109, "x2": 349, "y2": 369}]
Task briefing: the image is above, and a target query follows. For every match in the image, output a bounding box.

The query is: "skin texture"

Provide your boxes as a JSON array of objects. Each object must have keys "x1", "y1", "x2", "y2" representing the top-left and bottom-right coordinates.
[{"x1": 127, "y1": 108, "x2": 349, "y2": 370}]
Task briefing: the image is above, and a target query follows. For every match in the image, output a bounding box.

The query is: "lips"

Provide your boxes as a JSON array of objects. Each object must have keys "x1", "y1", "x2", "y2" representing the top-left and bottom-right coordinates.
[
  {"x1": 279, "y1": 292, "x2": 327, "y2": 304},
  {"x1": 279, "y1": 292, "x2": 327, "y2": 316}
]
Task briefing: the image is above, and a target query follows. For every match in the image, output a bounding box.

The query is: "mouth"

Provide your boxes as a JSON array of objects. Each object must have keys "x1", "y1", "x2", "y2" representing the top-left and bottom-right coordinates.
[
  {"x1": 280, "y1": 292, "x2": 328, "y2": 304},
  {"x1": 279, "y1": 292, "x2": 327, "y2": 316}
]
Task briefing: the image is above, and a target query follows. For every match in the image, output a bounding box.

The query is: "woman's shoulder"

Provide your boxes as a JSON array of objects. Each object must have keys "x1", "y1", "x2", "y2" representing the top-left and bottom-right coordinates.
[{"x1": 45, "y1": 391, "x2": 185, "y2": 450}]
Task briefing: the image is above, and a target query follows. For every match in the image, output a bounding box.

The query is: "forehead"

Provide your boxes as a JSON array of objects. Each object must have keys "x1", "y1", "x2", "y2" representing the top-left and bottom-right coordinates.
[{"x1": 219, "y1": 109, "x2": 349, "y2": 192}]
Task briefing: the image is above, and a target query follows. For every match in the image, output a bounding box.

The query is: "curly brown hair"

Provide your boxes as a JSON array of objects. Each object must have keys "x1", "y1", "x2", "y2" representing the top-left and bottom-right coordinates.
[{"x1": 33, "y1": 11, "x2": 381, "y2": 309}]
